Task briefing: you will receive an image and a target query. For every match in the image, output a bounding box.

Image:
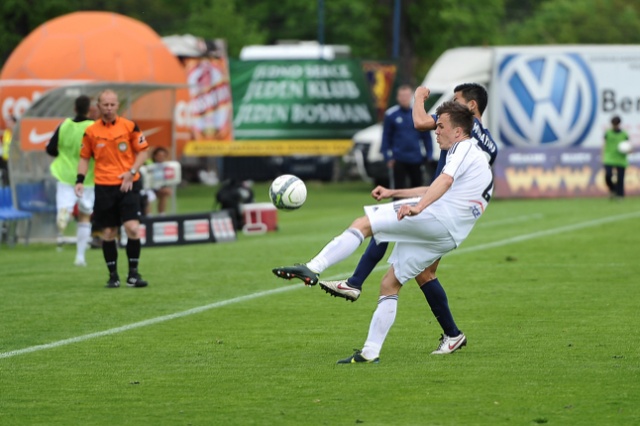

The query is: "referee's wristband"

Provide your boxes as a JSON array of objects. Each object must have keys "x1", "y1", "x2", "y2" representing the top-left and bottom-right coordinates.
[{"x1": 76, "y1": 174, "x2": 85, "y2": 184}]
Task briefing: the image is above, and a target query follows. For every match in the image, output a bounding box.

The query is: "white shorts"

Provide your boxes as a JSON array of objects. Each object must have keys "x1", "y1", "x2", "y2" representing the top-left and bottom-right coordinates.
[
  {"x1": 364, "y1": 199, "x2": 456, "y2": 284},
  {"x1": 56, "y1": 182, "x2": 95, "y2": 214}
]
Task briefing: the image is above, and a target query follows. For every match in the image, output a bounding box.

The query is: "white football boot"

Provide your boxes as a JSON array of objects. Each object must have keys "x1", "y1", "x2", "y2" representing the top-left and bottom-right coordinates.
[
  {"x1": 431, "y1": 333, "x2": 467, "y2": 355},
  {"x1": 319, "y1": 280, "x2": 361, "y2": 302}
]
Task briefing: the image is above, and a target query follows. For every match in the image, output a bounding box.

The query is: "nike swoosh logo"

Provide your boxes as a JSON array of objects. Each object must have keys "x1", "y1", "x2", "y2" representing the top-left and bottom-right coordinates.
[
  {"x1": 29, "y1": 128, "x2": 54, "y2": 144},
  {"x1": 337, "y1": 284, "x2": 354, "y2": 290},
  {"x1": 448, "y1": 339, "x2": 463, "y2": 350}
]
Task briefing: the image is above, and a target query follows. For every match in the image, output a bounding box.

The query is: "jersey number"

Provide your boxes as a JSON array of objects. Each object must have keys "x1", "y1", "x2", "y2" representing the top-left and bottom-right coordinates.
[{"x1": 482, "y1": 177, "x2": 494, "y2": 202}]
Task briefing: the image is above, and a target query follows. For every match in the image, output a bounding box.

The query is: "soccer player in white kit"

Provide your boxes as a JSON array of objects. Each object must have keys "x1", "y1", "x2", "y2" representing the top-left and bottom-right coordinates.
[{"x1": 273, "y1": 100, "x2": 493, "y2": 363}]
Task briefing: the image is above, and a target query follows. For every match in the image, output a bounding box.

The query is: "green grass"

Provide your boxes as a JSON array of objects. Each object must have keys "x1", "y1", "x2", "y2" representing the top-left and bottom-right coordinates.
[{"x1": 1, "y1": 181, "x2": 639, "y2": 425}]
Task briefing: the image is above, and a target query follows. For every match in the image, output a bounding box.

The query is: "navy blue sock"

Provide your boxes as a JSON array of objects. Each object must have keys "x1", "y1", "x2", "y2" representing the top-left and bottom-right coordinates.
[
  {"x1": 348, "y1": 239, "x2": 389, "y2": 289},
  {"x1": 102, "y1": 240, "x2": 118, "y2": 275},
  {"x1": 420, "y1": 278, "x2": 460, "y2": 337}
]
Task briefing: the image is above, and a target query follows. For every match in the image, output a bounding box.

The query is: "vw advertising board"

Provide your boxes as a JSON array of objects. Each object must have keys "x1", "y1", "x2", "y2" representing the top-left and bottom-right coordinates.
[{"x1": 488, "y1": 46, "x2": 640, "y2": 197}]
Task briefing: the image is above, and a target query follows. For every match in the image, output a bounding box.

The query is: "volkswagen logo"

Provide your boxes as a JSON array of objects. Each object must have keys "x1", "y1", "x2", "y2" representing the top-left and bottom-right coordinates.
[{"x1": 498, "y1": 53, "x2": 597, "y2": 147}]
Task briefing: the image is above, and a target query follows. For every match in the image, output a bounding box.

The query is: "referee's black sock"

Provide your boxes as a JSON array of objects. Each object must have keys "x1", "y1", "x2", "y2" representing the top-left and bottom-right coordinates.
[
  {"x1": 127, "y1": 238, "x2": 141, "y2": 274},
  {"x1": 102, "y1": 240, "x2": 118, "y2": 275},
  {"x1": 419, "y1": 278, "x2": 461, "y2": 337}
]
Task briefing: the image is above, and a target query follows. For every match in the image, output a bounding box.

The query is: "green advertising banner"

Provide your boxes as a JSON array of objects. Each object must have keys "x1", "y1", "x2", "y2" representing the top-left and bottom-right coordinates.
[{"x1": 230, "y1": 60, "x2": 376, "y2": 140}]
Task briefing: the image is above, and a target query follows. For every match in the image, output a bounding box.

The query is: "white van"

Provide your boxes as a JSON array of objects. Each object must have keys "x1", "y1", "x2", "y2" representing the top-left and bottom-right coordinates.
[{"x1": 349, "y1": 45, "x2": 640, "y2": 182}]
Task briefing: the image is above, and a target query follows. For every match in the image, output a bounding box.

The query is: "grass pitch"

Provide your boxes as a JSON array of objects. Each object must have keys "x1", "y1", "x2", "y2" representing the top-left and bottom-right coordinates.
[{"x1": 1, "y1": 181, "x2": 639, "y2": 425}]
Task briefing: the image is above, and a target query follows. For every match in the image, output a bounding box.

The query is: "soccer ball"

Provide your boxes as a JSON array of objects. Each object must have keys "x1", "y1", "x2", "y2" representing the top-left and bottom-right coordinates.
[
  {"x1": 618, "y1": 140, "x2": 632, "y2": 154},
  {"x1": 269, "y1": 175, "x2": 307, "y2": 210}
]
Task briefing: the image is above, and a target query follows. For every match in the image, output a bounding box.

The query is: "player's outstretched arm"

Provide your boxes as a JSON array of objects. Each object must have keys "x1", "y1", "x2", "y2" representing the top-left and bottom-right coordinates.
[
  {"x1": 372, "y1": 185, "x2": 430, "y2": 201},
  {"x1": 413, "y1": 86, "x2": 436, "y2": 131}
]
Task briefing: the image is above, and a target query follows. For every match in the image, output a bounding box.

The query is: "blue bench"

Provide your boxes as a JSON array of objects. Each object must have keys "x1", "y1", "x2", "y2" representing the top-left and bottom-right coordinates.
[
  {"x1": 0, "y1": 187, "x2": 33, "y2": 247},
  {"x1": 15, "y1": 182, "x2": 57, "y2": 213}
]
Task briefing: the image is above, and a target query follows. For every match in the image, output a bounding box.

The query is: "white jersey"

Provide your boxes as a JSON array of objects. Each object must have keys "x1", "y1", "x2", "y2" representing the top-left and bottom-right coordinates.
[{"x1": 429, "y1": 138, "x2": 493, "y2": 246}]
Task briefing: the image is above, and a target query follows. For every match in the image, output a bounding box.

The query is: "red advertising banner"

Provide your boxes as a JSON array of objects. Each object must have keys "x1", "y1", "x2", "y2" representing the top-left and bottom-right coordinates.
[
  {"x1": 185, "y1": 56, "x2": 233, "y2": 141},
  {"x1": 181, "y1": 38, "x2": 233, "y2": 142}
]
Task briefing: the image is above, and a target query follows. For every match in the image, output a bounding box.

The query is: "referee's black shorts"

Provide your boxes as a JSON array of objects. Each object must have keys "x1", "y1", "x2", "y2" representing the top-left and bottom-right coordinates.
[{"x1": 93, "y1": 180, "x2": 143, "y2": 229}]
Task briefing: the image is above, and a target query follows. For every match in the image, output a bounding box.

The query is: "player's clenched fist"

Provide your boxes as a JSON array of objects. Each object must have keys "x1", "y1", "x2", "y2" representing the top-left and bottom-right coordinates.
[{"x1": 371, "y1": 186, "x2": 394, "y2": 201}]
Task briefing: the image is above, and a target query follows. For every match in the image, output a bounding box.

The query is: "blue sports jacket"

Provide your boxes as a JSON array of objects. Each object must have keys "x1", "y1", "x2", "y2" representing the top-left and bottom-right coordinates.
[{"x1": 380, "y1": 105, "x2": 432, "y2": 164}]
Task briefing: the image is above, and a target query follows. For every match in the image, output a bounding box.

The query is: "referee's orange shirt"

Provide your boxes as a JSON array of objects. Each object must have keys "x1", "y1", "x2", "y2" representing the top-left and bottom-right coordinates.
[{"x1": 81, "y1": 116, "x2": 149, "y2": 185}]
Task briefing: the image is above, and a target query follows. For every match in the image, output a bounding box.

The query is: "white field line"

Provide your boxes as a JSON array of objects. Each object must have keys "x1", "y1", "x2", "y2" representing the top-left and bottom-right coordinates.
[
  {"x1": 363, "y1": 210, "x2": 640, "y2": 275},
  {"x1": 2, "y1": 210, "x2": 639, "y2": 360},
  {"x1": 476, "y1": 213, "x2": 544, "y2": 228},
  {"x1": 453, "y1": 210, "x2": 640, "y2": 255},
  {"x1": 0, "y1": 285, "x2": 303, "y2": 360}
]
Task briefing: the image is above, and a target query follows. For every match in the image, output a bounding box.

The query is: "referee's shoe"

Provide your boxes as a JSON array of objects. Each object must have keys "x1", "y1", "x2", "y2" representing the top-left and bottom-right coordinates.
[
  {"x1": 337, "y1": 349, "x2": 379, "y2": 364},
  {"x1": 106, "y1": 273, "x2": 120, "y2": 288},
  {"x1": 126, "y1": 270, "x2": 148, "y2": 288}
]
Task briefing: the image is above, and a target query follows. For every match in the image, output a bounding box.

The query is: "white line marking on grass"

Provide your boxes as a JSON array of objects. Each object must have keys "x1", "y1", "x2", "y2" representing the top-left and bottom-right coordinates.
[
  {"x1": 2, "y1": 210, "x2": 639, "y2": 360},
  {"x1": 455, "y1": 210, "x2": 640, "y2": 255},
  {"x1": 0, "y1": 285, "x2": 301, "y2": 360},
  {"x1": 366, "y1": 210, "x2": 640, "y2": 274},
  {"x1": 477, "y1": 213, "x2": 544, "y2": 228}
]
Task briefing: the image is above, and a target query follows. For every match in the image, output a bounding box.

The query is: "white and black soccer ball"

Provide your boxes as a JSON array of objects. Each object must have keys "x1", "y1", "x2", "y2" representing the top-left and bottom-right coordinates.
[{"x1": 269, "y1": 174, "x2": 307, "y2": 210}]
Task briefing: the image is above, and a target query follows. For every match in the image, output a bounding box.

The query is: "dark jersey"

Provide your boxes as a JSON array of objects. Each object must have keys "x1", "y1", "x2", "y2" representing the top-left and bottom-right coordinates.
[{"x1": 434, "y1": 116, "x2": 498, "y2": 177}]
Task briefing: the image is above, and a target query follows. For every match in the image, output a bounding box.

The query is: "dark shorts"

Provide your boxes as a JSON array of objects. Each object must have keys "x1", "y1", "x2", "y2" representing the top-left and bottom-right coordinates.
[{"x1": 93, "y1": 181, "x2": 143, "y2": 229}]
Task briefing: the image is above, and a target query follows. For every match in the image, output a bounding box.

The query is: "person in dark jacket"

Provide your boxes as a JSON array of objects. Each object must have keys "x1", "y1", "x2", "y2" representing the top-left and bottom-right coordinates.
[{"x1": 380, "y1": 84, "x2": 433, "y2": 189}]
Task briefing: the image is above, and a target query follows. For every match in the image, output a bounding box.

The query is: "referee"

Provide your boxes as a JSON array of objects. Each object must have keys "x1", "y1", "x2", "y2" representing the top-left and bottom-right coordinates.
[{"x1": 75, "y1": 89, "x2": 150, "y2": 288}]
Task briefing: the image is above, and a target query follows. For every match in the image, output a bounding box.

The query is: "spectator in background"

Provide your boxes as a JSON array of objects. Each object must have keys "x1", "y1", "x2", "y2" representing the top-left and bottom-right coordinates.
[
  {"x1": 380, "y1": 85, "x2": 433, "y2": 189},
  {"x1": 603, "y1": 115, "x2": 629, "y2": 200},
  {"x1": 149, "y1": 147, "x2": 172, "y2": 215},
  {"x1": 0, "y1": 115, "x2": 15, "y2": 186},
  {"x1": 75, "y1": 89, "x2": 150, "y2": 288},
  {"x1": 46, "y1": 95, "x2": 96, "y2": 266}
]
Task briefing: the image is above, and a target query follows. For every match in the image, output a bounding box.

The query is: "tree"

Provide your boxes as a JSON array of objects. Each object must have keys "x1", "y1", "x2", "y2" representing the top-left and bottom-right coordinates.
[
  {"x1": 502, "y1": 0, "x2": 640, "y2": 44},
  {"x1": 183, "y1": 0, "x2": 267, "y2": 57},
  {"x1": 235, "y1": 0, "x2": 387, "y2": 59},
  {"x1": 7, "y1": 0, "x2": 640, "y2": 86},
  {"x1": 0, "y1": 0, "x2": 74, "y2": 62},
  {"x1": 405, "y1": 0, "x2": 505, "y2": 82}
]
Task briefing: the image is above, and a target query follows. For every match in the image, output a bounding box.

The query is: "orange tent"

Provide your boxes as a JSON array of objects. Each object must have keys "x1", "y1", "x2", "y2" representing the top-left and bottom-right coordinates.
[{"x1": 0, "y1": 11, "x2": 190, "y2": 153}]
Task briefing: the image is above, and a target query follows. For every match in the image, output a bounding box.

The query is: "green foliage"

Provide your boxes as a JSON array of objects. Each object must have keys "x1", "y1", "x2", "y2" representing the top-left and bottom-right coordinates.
[
  {"x1": 407, "y1": 0, "x2": 505, "y2": 80},
  {"x1": 235, "y1": 0, "x2": 387, "y2": 59},
  {"x1": 1, "y1": 183, "x2": 640, "y2": 424},
  {"x1": 3, "y1": 0, "x2": 640, "y2": 83},
  {"x1": 0, "y1": 0, "x2": 73, "y2": 62},
  {"x1": 75, "y1": 0, "x2": 188, "y2": 33},
  {"x1": 502, "y1": 0, "x2": 640, "y2": 44},
  {"x1": 184, "y1": 0, "x2": 267, "y2": 57}
]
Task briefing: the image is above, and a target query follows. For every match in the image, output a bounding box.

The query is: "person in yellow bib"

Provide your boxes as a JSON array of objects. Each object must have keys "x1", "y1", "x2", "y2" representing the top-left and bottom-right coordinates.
[
  {"x1": 46, "y1": 95, "x2": 96, "y2": 266},
  {"x1": 602, "y1": 115, "x2": 630, "y2": 200},
  {"x1": 1, "y1": 115, "x2": 15, "y2": 186}
]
